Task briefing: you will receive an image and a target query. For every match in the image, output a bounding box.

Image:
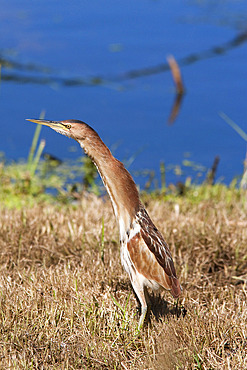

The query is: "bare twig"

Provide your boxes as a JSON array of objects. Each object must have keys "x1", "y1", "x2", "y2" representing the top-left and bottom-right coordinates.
[{"x1": 167, "y1": 55, "x2": 185, "y2": 95}]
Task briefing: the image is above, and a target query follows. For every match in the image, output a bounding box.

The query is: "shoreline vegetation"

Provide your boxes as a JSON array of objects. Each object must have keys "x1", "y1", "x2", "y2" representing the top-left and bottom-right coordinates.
[{"x1": 0, "y1": 128, "x2": 246, "y2": 368}]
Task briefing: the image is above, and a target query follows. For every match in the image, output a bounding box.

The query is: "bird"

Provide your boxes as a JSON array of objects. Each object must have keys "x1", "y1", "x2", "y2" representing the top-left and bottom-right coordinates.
[{"x1": 26, "y1": 118, "x2": 182, "y2": 329}]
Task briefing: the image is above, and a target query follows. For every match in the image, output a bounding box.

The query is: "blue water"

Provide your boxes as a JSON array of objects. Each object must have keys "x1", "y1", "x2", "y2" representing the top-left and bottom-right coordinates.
[{"x1": 1, "y1": 0, "x2": 247, "y2": 186}]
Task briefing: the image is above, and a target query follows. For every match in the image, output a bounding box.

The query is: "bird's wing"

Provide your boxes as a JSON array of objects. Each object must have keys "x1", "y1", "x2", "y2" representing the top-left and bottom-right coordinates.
[{"x1": 137, "y1": 206, "x2": 181, "y2": 298}]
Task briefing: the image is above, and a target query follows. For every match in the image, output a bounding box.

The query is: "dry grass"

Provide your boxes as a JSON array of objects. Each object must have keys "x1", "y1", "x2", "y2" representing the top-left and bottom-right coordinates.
[{"x1": 0, "y1": 192, "x2": 246, "y2": 369}]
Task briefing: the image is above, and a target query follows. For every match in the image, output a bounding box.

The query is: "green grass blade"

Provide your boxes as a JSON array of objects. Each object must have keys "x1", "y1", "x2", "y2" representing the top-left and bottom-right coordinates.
[
  {"x1": 219, "y1": 112, "x2": 247, "y2": 142},
  {"x1": 27, "y1": 110, "x2": 46, "y2": 166},
  {"x1": 27, "y1": 123, "x2": 42, "y2": 166},
  {"x1": 110, "y1": 294, "x2": 125, "y2": 314},
  {"x1": 30, "y1": 139, "x2": 46, "y2": 176}
]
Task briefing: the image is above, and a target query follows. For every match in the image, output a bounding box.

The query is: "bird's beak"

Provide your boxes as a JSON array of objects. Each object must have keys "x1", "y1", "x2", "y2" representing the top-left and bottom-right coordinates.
[{"x1": 26, "y1": 119, "x2": 70, "y2": 131}]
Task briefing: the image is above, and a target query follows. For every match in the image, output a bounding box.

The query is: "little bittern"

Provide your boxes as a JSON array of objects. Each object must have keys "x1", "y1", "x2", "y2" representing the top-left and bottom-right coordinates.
[{"x1": 26, "y1": 119, "x2": 182, "y2": 328}]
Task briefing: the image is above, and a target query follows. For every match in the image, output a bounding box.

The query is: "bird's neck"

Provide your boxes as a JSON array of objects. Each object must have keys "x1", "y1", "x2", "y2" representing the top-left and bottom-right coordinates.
[{"x1": 78, "y1": 136, "x2": 140, "y2": 240}]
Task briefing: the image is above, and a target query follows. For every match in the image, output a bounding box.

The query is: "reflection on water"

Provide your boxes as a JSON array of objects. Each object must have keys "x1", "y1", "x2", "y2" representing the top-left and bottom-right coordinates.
[
  {"x1": 166, "y1": 55, "x2": 185, "y2": 124},
  {"x1": 1, "y1": 30, "x2": 246, "y2": 128},
  {"x1": 118, "y1": 31, "x2": 247, "y2": 80},
  {"x1": 1, "y1": 31, "x2": 247, "y2": 88},
  {"x1": 168, "y1": 92, "x2": 185, "y2": 125},
  {"x1": 2, "y1": 30, "x2": 246, "y2": 130}
]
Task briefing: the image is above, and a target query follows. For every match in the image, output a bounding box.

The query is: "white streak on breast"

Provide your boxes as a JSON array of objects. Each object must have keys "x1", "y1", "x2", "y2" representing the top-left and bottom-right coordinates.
[
  {"x1": 120, "y1": 242, "x2": 132, "y2": 277},
  {"x1": 129, "y1": 221, "x2": 140, "y2": 240},
  {"x1": 120, "y1": 220, "x2": 141, "y2": 281}
]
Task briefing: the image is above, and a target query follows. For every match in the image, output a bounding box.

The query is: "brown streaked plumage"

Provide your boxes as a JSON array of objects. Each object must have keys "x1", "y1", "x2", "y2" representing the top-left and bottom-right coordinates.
[{"x1": 26, "y1": 118, "x2": 182, "y2": 328}]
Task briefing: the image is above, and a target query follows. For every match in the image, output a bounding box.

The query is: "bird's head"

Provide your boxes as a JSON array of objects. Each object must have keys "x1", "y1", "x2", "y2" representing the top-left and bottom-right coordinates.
[{"x1": 26, "y1": 119, "x2": 93, "y2": 142}]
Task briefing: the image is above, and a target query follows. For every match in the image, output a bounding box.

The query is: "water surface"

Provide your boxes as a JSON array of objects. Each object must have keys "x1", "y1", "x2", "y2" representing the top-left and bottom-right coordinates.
[{"x1": 1, "y1": 0, "x2": 247, "y2": 186}]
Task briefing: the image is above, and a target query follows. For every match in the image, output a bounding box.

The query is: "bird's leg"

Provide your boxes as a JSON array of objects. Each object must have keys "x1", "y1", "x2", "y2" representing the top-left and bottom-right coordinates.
[
  {"x1": 138, "y1": 306, "x2": 147, "y2": 330},
  {"x1": 131, "y1": 281, "x2": 150, "y2": 330}
]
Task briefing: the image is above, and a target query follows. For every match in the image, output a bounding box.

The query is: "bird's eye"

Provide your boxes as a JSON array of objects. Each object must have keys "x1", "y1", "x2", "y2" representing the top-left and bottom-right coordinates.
[{"x1": 66, "y1": 124, "x2": 71, "y2": 129}]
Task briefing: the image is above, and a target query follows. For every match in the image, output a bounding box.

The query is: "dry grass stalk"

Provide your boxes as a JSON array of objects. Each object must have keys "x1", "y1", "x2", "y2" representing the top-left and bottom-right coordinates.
[
  {"x1": 167, "y1": 55, "x2": 185, "y2": 124},
  {"x1": 167, "y1": 55, "x2": 185, "y2": 95},
  {"x1": 0, "y1": 193, "x2": 246, "y2": 368}
]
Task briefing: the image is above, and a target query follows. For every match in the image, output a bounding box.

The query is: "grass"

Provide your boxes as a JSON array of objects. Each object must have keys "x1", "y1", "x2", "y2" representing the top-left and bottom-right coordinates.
[
  {"x1": 0, "y1": 188, "x2": 246, "y2": 369},
  {"x1": 0, "y1": 123, "x2": 246, "y2": 368}
]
